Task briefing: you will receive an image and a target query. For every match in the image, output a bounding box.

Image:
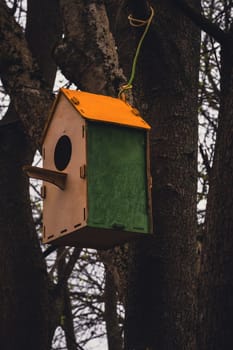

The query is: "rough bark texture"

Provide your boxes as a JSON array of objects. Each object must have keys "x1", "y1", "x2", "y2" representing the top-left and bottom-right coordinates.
[
  {"x1": 0, "y1": 1, "x2": 62, "y2": 348},
  {"x1": 125, "y1": 1, "x2": 200, "y2": 349},
  {"x1": 198, "y1": 30, "x2": 233, "y2": 349},
  {"x1": 0, "y1": 0, "x2": 54, "y2": 147},
  {"x1": 0, "y1": 122, "x2": 54, "y2": 349},
  {"x1": 55, "y1": 0, "x2": 125, "y2": 96}
]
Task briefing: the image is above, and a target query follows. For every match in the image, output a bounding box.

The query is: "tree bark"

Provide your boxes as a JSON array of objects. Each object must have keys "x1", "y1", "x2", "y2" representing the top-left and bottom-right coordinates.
[
  {"x1": 57, "y1": 248, "x2": 78, "y2": 350},
  {"x1": 125, "y1": 1, "x2": 200, "y2": 349},
  {"x1": 198, "y1": 31, "x2": 233, "y2": 349},
  {"x1": 0, "y1": 122, "x2": 54, "y2": 349},
  {"x1": 0, "y1": 1, "x2": 62, "y2": 348},
  {"x1": 104, "y1": 267, "x2": 123, "y2": 350},
  {"x1": 25, "y1": 0, "x2": 61, "y2": 88},
  {"x1": 0, "y1": 0, "x2": 54, "y2": 146},
  {"x1": 55, "y1": 0, "x2": 125, "y2": 96}
]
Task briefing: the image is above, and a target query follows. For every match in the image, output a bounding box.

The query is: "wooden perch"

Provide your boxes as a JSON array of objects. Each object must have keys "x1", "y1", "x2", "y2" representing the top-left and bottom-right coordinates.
[{"x1": 23, "y1": 165, "x2": 67, "y2": 190}]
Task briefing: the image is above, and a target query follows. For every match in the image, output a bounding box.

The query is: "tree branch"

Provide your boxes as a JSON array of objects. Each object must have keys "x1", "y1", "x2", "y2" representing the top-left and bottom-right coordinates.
[
  {"x1": 0, "y1": 0, "x2": 54, "y2": 148},
  {"x1": 26, "y1": 0, "x2": 62, "y2": 87},
  {"x1": 104, "y1": 269, "x2": 123, "y2": 350},
  {"x1": 173, "y1": 0, "x2": 228, "y2": 45},
  {"x1": 199, "y1": 144, "x2": 211, "y2": 177},
  {"x1": 54, "y1": 0, "x2": 126, "y2": 96},
  {"x1": 56, "y1": 248, "x2": 82, "y2": 290},
  {"x1": 62, "y1": 286, "x2": 79, "y2": 350}
]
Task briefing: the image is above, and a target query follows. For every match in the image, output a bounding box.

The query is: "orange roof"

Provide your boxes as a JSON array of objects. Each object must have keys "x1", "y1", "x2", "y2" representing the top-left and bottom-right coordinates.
[
  {"x1": 61, "y1": 88, "x2": 151, "y2": 130},
  {"x1": 42, "y1": 89, "x2": 151, "y2": 143}
]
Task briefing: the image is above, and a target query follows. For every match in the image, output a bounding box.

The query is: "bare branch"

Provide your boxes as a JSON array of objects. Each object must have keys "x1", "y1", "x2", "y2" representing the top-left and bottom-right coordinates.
[
  {"x1": 7, "y1": 0, "x2": 17, "y2": 15},
  {"x1": 172, "y1": 0, "x2": 228, "y2": 45},
  {"x1": 57, "y1": 248, "x2": 82, "y2": 290},
  {"x1": 199, "y1": 144, "x2": 211, "y2": 177}
]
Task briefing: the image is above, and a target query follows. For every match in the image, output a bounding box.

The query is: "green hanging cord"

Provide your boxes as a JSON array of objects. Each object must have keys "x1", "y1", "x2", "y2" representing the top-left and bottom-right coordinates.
[{"x1": 118, "y1": 6, "x2": 155, "y2": 101}]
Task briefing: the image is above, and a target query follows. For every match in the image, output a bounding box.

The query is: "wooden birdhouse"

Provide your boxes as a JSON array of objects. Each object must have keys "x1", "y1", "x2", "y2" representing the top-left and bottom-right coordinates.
[{"x1": 25, "y1": 88, "x2": 152, "y2": 249}]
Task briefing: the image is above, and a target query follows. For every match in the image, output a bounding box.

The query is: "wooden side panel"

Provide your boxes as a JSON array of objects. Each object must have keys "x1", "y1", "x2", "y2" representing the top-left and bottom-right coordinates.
[
  {"x1": 42, "y1": 95, "x2": 87, "y2": 243},
  {"x1": 87, "y1": 122, "x2": 150, "y2": 234}
]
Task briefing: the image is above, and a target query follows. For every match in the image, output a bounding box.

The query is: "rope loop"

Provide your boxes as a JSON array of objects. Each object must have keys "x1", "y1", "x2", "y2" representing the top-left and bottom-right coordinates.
[
  {"x1": 128, "y1": 14, "x2": 148, "y2": 27},
  {"x1": 118, "y1": 6, "x2": 155, "y2": 100}
]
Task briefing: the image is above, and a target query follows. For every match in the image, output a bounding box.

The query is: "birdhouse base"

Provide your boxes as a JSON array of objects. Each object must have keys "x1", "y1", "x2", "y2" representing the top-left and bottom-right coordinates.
[{"x1": 44, "y1": 227, "x2": 151, "y2": 250}]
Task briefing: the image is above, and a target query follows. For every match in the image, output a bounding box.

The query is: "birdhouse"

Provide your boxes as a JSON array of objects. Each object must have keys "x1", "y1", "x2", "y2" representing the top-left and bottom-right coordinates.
[{"x1": 25, "y1": 88, "x2": 152, "y2": 249}]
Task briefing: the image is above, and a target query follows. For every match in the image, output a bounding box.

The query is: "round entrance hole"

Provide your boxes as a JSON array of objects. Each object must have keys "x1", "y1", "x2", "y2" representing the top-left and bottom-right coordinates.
[{"x1": 54, "y1": 135, "x2": 72, "y2": 171}]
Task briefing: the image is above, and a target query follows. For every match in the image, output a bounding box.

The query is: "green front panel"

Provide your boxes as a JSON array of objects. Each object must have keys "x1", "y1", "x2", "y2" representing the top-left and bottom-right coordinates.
[{"x1": 87, "y1": 122, "x2": 149, "y2": 233}]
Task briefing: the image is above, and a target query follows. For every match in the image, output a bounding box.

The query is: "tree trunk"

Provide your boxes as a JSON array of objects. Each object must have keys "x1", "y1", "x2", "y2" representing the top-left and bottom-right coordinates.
[
  {"x1": 104, "y1": 268, "x2": 123, "y2": 350},
  {"x1": 0, "y1": 121, "x2": 55, "y2": 349},
  {"x1": 0, "y1": 1, "x2": 62, "y2": 348},
  {"x1": 125, "y1": 1, "x2": 200, "y2": 349},
  {"x1": 57, "y1": 248, "x2": 78, "y2": 350},
  {"x1": 198, "y1": 35, "x2": 233, "y2": 349}
]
